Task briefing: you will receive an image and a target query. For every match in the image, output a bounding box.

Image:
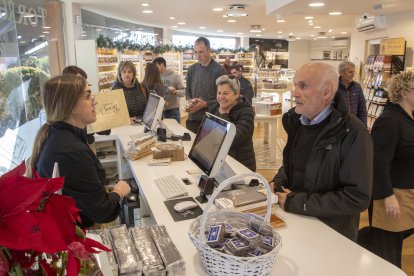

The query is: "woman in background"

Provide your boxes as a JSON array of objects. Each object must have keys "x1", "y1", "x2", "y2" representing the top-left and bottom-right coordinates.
[
  {"x1": 142, "y1": 63, "x2": 168, "y2": 98},
  {"x1": 32, "y1": 75, "x2": 131, "y2": 228},
  {"x1": 370, "y1": 71, "x2": 414, "y2": 268},
  {"x1": 208, "y1": 75, "x2": 256, "y2": 171},
  {"x1": 112, "y1": 61, "x2": 147, "y2": 120}
]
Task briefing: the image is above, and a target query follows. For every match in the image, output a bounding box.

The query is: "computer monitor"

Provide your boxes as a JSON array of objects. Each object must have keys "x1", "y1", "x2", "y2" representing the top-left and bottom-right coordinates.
[
  {"x1": 188, "y1": 112, "x2": 236, "y2": 181},
  {"x1": 142, "y1": 93, "x2": 165, "y2": 132}
]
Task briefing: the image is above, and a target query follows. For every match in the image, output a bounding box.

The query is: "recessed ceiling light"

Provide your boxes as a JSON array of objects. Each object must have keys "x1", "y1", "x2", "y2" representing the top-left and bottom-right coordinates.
[
  {"x1": 304, "y1": 16, "x2": 314, "y2": 19},
  {"x1": 289, "y1": 33, "x2": 293, "y2": 36},
  {"x1": 262, "y1": 28, "x2": 266, "y2": 31},
  {"x1": 17, "y1": 35, "x2": 21, "y2": 39},
  {"x1": 341, "y1": 31, "x2": 347, "y2": 34},
  {"x1": 331, "y1": 36, "x2": 336, "y2": 38},
  {"x1": 213, "y1": 8, "x2": 223, "y2": 12},
  {"x1": 43, "y1": 26, "x2": 51, "y2": 29},
  {"x1": 39, "y1": 34, "x2": 45, "y2": 38},
  {"x1": 142, "y1": 10, "x2": 153, "y2": 13},
  {"x1": 237, "y1": 32, "x2": 243, "y2": 35},
  {"x1": 308, "y1": 20, "x2": 313, "y2": 23},
  {"x1": 141, "y1": 3, "x2": 149, "y2": 6},
  {"x1": 329, "y1": 11, "x2": 342, "y2": 15},
  {"x1": 309, "y1": 2, "x2": 325, "y2": 7},
  {"x1": 276, "y1": 19, "x2": 285, "y2": 23},
  {"x1": 217, "y1": 30, "x2": 223, "y2": 32},
  {"x1": 42, "y1": 31, "x2": 49, "y2": 34},
  {"x1": 82, "y1": 34, "x2": 87, "y2": 37},
  {"x1": 297, "y1": 37, "x2": 301, "y2": 39},
  {"x1": 308, "y1": 23, "x2": 314, "y2": 26},
  {"x1": 256, "y1": 34, "x2": 262, "y2": 37},
  {"x1": 169, "y1": 17, "x2": 175, "y2": 20},
  {"x1": 310, "y1": 34, "x2": 315, "y2": 37},
  {"x1": 227, "y1": 19, "x2": 236, "y2": 23},
  {"x1": 278, "y1": 31, "x2": 283, "y2": 34},
  {"x1": 199, "y1": 26, "x2": 206, "y2": 29},
  {"x1": 313, "y1": 37, "x2": 318, "y2": 40},
  {"x1": 222, "y1": 14, "x2": 228, "y2": 18},
  {"x1": 318, "y1": 36, "x2": 327, "y2": 39},
  {"x1": 171, "y1": 26, "x2": 178, "y2": 28},
  {"x1": 314, "y1": 26, "x2": 321, "y2": 29},
  {"x1": 177, "y1": 22, "x2": 186, "y2": 25},
  {"x1": 328, "y1": 29, "x2": 333, "y2": 32}
]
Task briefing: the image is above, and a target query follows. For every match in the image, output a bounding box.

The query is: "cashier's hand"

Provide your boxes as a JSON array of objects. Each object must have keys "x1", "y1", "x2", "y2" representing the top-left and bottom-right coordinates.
[
  {"x1": 276, "y1": 188, "x2": 291, "y2": 210},
  {"x1": 114, "y1": 180, "x2": 131, "y2": 198},
  {"x1": 384, "y1": 194, "x2": 400, "y2": 219},
  {"x1": 188, "y1": 98, "x2": 207, "y2": 113}
]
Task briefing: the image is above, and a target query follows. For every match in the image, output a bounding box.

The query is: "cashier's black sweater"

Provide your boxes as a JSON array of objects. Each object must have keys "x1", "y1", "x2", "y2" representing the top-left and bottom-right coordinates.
[
  {"x1": 371, "y1": 102, "x2": 414, "y2": 199},
  {"x1": 36, "y1": 122, "x2": 121, "y2": 228}
]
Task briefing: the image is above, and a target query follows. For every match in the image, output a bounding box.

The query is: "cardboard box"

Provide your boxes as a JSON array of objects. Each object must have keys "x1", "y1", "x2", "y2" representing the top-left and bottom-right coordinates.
[{"x1": 254, "y1": 101, "x2": 282, "y2": 116}]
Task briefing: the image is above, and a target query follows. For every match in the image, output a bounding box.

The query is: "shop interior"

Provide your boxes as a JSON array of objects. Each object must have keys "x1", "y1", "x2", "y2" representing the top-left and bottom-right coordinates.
[{"x1": 1, "y1": 0, "x2": 414, "y2": 275}]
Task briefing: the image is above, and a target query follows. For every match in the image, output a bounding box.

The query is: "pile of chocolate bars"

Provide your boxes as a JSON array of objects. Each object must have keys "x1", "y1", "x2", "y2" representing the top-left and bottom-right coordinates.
[
  {"x1": 91, "y1": 225, "x2": 185, "y2": 275},
  {"x1": 206, "y1": 217, "x2": 277, "y2": 257}
]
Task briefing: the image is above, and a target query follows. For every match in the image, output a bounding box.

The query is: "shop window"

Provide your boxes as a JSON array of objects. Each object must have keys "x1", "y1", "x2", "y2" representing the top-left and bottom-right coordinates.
[{"x1": 0, "y1": 0, "x2": 64, "y2": 175}]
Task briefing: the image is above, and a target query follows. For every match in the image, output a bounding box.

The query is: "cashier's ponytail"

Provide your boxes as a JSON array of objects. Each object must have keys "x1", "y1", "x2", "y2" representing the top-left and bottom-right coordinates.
[{"x1": 30, "y1": 75, "x2": 87, "y2": 169}]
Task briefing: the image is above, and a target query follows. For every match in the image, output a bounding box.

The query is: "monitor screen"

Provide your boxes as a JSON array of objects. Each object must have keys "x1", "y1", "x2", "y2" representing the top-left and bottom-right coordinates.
[
  {"x1": 188, "y1": 113, "x2": 236, "y2": 178},
  {"x1": 142, "y1": 93, "x2": 165, "y2": 131}
]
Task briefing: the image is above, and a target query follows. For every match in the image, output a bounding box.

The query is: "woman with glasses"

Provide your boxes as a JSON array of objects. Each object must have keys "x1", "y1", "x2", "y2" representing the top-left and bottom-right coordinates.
[
  {"x1": 112, "y1": 61, "x2": 147, "y2": 121},
  {"x1": 208, "y1": 75, "x2": 256, "y2": 171},
  {"x1": 31, "y1": 75, "x2": 131, "y2": 228}
]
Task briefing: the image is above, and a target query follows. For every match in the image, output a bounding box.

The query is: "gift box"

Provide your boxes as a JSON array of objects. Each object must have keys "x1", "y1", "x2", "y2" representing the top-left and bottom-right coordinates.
[{"x1": 152, "y1": 143, "x2": 184, "y2": 161}]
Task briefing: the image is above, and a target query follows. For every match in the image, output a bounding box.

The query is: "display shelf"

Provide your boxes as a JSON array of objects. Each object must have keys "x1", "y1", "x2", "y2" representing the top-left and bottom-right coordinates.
[
  {"x1": 162, "y1": 51, "x2": 182, "y2": 75},
  {"x1": 120, "y1": 50, "x2": 141, "y2": 80},
  {"x1": 97, "y1": 48, "x2": 119, "y2": 92},
  {"x1": 95, "y1": 135, "x2": 124, "y2": 180}
]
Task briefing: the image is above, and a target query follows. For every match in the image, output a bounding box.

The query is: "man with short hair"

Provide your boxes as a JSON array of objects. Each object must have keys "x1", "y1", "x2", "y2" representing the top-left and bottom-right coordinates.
[
  {"x1": 153, "y1": 57, "x2": 185, "y2": 123},
  {"x1": 273, "y1": 62, "x2": 373, "y2": 242},
  {"x1": 230, "y1": 64, "x2": 254, "y2": 104},
  {"x1": 185, "y1": 37, "x2": 227, "y2": 133},
  {"x1": 336, "y1": 61, "x2": 367, "y2": 125}
]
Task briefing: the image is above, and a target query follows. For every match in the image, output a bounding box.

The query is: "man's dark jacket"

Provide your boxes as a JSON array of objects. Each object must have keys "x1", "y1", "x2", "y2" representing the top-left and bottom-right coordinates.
[
  {"x1": 273, "y1": 93, "x2": 373, "y2": 241},
  {"x1": 337, "y1": 77, "x2": 367, "y2": 125},
  {"x1": 209, "y1": 96, "x2": 256, "y2": 172}
]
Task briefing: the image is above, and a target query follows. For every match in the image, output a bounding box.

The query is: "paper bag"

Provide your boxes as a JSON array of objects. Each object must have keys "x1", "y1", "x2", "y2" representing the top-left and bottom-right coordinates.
[{"x1": 87, "y1": 89, "x2": 131, "y2": 133}]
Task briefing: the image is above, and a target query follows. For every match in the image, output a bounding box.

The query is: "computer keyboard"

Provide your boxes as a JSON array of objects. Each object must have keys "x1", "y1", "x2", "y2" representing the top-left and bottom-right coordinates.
[{"x1": 154, "y1": 174, "x2": 188, "y2": 200}]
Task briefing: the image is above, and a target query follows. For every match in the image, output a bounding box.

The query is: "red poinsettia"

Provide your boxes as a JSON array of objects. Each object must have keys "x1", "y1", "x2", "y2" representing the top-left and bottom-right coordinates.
[{"x1": 0, "y1": 162, "x2": 111, "y2": 275}]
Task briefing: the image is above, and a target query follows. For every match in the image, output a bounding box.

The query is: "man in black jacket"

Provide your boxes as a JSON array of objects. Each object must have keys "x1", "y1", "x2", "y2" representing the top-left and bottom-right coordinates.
[
  {"x1": 273, "y1": 62, "x2": 373, "y2": 241},
  {"x1": 230, "y1": 64, "x2": 254, "y2": 104}
]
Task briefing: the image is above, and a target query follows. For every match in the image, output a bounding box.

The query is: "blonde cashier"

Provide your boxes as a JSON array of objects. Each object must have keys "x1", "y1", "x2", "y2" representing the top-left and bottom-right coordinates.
[{"x1": 31, "y1": 75, "x2": 130, "y2": 228}]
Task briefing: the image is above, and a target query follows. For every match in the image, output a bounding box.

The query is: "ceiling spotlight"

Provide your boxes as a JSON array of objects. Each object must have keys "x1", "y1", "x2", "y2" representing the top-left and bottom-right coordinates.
[
  {"x1": 304, "y1": 16, "x2": 314, "y2": 19},
  {"x1": 141, "y1": 3, "x2": 149, "y2": 7},
  {"x1": 328, "y1": 29, "x2": 333, "y2": 32},
  {"x1": 217, "y1": 30, "x2": 223, "y2": 32},
  {"x1": 262, "y1": 28, "x2": 266, "y2": 31},
  {"x1": 199, "y1": 26, "x2": 206, "y2": 29},
  {"x1": 289, "y1": 33, "x2": 293, "y2": 36},
  {"x1": 277, "y1": 19, "x2": 285, "y2": 23},
  {"x1": 250, "y1": 25, "x2": 262, "y2": 33},
  {"x1": 177, "y1": 22, "x2": 186, "y2": 25},
  {"x1": 341, "y1": 31, "x2": 348, "y2": 34},
  {"x1": 213, "y1": 8, "x2": 224, "y2": 12},
  {"x1": 256, "y1": 34, "x2": 262, "y2": 37},
  {"x1": 237, "y1": 32, "x2": 244, "y2": 35},
  {"x1": 226, "y1": 4, "x2": 248, "y2": 17},
  {"x1": 169, "y1": 17, "x2": 175, "y2": 20},
  {"x1": 309, "y1": 2, "x2": 325, "y2": 7},
  {"x1": 227, "y1": 19, "x2": 236, "y2": 23},
  {"x1": 329, "y1": 11, "x2": 342, "y2": 15},
  {"x1": 171, "y1": 26, "x2": 178, "y2": 28},
  {"x1": 142, "y1": 10, "x2": 153, "y2": 13},
  {"x1": 314, "y1": 26, "x2": 321, "y2": 29},
  {"x1": 278, "y1": 31, "x2": 283, "y2": 34}
]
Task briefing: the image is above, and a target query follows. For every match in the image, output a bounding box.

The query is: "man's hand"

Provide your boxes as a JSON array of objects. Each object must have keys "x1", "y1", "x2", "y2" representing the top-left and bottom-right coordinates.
[
  {"x1": 168, "y1": 86, "x2": 177, "y2": 95},
  {"x1": 188, "y1": 98, "x2": 207, "y2": 113},
  {"x1": 384, "y1": 194, "x2": 400, "y2": 219},
  {"x1": 276, "y1": 188, "x2": 291, "y2": 210}
]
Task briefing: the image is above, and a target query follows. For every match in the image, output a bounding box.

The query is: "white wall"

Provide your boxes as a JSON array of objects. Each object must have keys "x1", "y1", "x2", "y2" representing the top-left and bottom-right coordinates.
[
  {"x1": 349, "y1": 10, "x2": 414, "y2": 72},
  {"x1": 288, "y1": 40, "x2": 310, "y2": 70}
]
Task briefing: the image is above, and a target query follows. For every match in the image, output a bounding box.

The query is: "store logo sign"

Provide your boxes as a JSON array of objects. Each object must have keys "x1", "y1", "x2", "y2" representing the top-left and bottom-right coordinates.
[{"x1": 0, "y1": 0, "x2": 47, "y2": 28}]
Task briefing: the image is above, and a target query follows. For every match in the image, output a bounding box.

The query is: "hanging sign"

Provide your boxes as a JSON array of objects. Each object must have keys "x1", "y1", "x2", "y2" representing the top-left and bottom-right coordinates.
[{"x1": 380, "y1": 38, "x2": 406, "y2": 55}]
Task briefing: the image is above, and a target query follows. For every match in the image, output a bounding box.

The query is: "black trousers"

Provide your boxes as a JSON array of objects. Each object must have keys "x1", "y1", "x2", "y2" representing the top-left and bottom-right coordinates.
[
  {"x1": 186, "y1": 119, "x2": 202, "y2": 134},
  {"x1": 370, "y1": 227, "x2": 414, "y2": 268}
]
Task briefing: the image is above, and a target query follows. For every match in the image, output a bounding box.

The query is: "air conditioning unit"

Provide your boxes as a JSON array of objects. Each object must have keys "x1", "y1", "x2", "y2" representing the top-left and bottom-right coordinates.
[{"x1": 355, "y1": 14, "x2": 386, "y2": 32}]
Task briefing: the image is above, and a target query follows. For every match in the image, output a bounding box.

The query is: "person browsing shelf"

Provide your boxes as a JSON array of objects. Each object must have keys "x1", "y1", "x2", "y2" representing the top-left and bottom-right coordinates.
[
  {"x1": 31, "y1": 75, "x2": 131, "y2": 228},
  {"x1": 336, "y1": 61, "x2": 367, "y2": 125},
  {"x1": 208, "y1": 75, "x2": 256, "y2": 172},
  {"x1": 272, "y1": 62, "x2": 373, "y2": 242},
  {"x1": 185, "y1": 37, "x2": 227, "y2": 133},
  {"x1": 368, "y1": 71, "x2": 414, "y2": 268},
  {"x1": 153, "y1": 57, "x2": 185, "y2": 123},
  {"x1": 112, "y1": 61, "x2": 147, "y2": 121}
]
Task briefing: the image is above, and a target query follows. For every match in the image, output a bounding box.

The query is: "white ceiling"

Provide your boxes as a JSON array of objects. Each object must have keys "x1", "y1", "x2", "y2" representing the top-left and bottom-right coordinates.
[{"x1": 75, "y1": 0, "x2": 414, "y2": 40}]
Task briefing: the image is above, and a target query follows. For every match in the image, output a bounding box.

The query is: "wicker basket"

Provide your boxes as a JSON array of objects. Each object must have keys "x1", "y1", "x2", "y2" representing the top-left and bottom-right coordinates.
[{"x1": 188, "y1": 173, "x2": 282, "y2": 276}]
